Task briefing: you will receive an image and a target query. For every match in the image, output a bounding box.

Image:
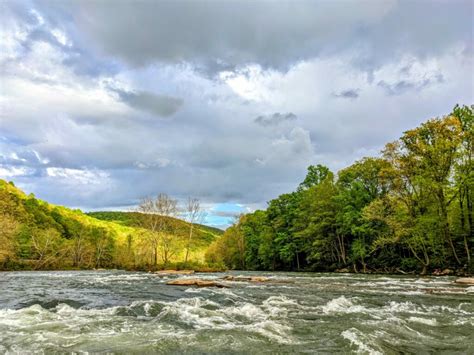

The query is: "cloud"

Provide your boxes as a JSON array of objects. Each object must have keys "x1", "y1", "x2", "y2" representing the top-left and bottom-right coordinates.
[
  {"x1": 112, "y1": 88, "x2": 183, "y2": 117},
  {"x1": 254, "y1": 112, "x2": 297, "y2": 127},
  {"x1": 374, "y1": 56, "x2": 445, "y2": 95},
  {"x1": 333, "y1": 89, "x2": 360, "y2": 99},
  {"x1": 0, "y1": 166, "x2": 35, "y2": 178},
  {"x1": 51, "y1": 0, "x2": 396, "y2": 72},
  {"x1": 31, "y1": 0, "x2": 471, "y2": 75},
  {"x1": 46, "y1": 167, "x2": 109, "y2": 185},
  {"x1": 377, "y1": 75, "x2": 444, "y2": 96}
]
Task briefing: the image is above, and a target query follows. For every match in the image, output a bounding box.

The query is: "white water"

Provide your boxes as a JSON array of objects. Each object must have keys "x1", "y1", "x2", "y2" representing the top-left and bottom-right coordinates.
[{"x1": 0, "y1": 271, "x2": 472, "y2": 353}]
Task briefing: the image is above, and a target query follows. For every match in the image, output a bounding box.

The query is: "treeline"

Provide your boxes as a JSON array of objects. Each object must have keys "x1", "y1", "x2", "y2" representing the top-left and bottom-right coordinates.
[
  {"x1": 0, "y1": 182, "x2": 222, "y2": 271},
  {"x1": 206, "y1": 105, "x2": 473, "y2": 274}
]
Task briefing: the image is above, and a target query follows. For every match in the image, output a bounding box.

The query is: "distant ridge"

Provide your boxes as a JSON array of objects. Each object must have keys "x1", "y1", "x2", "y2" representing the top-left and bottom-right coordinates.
[{"x1": 0, "y1": 179, "x2": 222, "y2": 270}]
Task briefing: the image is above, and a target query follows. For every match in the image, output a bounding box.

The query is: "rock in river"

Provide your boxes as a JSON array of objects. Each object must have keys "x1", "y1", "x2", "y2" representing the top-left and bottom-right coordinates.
[
  {"x1": 222, "y1": 275, "x2": 270, "y2": 282},
  {"x1": 166, "y1": 278, "x2": 229, "y2": 288},
  {"x1": 454, "y1": 277, "x2": 474, "y2": 285},
  {"x1": 155, "y1": 270, "x2": 195, "y2": 276}
]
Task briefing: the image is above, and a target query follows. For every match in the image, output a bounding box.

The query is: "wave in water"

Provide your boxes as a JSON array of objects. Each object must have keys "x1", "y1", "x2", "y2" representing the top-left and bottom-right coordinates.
[{"x1": 0, "y1": 295, "x2": 300, "y2": 352}]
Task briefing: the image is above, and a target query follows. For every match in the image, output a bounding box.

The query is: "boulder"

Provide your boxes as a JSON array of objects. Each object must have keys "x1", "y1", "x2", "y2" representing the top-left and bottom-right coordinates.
[
  {"x1": 454, "y1": 277, "x2": 474, "y2": 285},
  {"x1": 433, "y1": 268, "x2": 454, "y2": 276},
  {"x1": 166, "y1": 278, "x2": 229, "y2": 288},
  {"x1": 440, "y1": 268, "x2": 454, "y2": 276},
  {"x1": 221, "y1": 275, "x2": 270, "y2": 282},
  {"x1": 335, "y1": 268, "x2": 350, "y2": 273},
  {"x1": 250, "y1": 276, "x2": 270, "y2": 282},
  {"x1": 155, "y1": 270, "x2": 195, "y2": 276}
]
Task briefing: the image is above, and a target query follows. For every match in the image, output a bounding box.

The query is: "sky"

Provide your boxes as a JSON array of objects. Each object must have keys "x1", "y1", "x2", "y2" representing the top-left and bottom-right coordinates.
[{"x1": 0, "y1": 0, "x2": 473, "y2": 228}]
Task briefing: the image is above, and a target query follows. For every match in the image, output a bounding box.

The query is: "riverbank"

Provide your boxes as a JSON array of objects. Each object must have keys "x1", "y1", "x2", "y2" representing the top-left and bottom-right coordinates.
[{"x1": 1, "y1": 266, "x2": 472, "y2": 279}]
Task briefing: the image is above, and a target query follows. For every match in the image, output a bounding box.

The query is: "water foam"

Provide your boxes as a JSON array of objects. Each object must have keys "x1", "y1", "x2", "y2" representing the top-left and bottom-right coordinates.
[
  {"x1": 408, "y1": 316, "x2": 438, "y2": 326},
  {"x1": 321, "y1": 296, "x2": 367, "y2": 315},
  {"x1": 341, "y1": 328, "x2": 383, "y2": 355},
  {"x1": 154, "y1": 295, "x2": 296, "y2": 343}
]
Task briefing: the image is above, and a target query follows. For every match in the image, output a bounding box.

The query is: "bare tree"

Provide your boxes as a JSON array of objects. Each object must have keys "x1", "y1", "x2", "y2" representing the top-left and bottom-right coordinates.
[
  {"x1": 90, "y1": 228, "x2": 111, "y2": 268},
  {"x1": 137, "y1": 193, "x2": 178, "y2": 268},
  {"x1": 183, "y1": 197, "x2": 205, "y2": 264},
  {"x1": 31, "y1": 228, "x2": 62, "y2": 269},
  {"x1": 160, "y1": 233, "x2": 181, "y2": 265},
  {"x1": 71, "y1": 225, "x2": 89, "y2": 268}
]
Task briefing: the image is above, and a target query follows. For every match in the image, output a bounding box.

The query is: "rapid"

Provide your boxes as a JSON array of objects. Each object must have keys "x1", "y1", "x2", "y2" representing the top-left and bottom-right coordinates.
[{"x1": 0, "y1": 271, "x2": 472, "y2": 354}]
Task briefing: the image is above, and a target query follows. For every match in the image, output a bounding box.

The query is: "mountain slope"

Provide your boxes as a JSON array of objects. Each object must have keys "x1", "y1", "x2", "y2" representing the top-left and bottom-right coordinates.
[{"x1": 0, "y1": 180, "x2": 222, "y2": 270}]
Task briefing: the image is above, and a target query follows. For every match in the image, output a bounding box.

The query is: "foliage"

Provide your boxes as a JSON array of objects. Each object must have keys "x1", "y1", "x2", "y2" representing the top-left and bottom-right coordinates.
[
  {"x1": 0, "y1": 181, "x2": 222, "y2": 270},
  {"x1": 206, "y1": 105, "x2": 473, "y2": 274}
]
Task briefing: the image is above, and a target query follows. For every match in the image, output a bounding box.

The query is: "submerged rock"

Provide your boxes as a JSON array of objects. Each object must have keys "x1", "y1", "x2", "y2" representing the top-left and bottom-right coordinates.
[
  {"x1": 433, "y1": 268, "x2": 454, "y2": 276},
  {"x1": 166, "y1": 278, "x2": 229, "y2": 288},
  {"x1": 155, "y1": 270, "x2": 195, "y2": 276},
  {"x1": 221, "y1": 275, "x2": 270, "y2": 282},
  {"x1": 454, "y1": 277, "x2": 474, "y2": 285}
]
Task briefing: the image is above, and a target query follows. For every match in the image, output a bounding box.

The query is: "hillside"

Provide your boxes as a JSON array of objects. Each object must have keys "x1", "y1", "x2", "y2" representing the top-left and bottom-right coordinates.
[
  {"x1": 0, "y1": 180, "x2": 222, "y2": 270},
  {"x1": 87, "y1": 211, "x2": 223, "y2": 240}
]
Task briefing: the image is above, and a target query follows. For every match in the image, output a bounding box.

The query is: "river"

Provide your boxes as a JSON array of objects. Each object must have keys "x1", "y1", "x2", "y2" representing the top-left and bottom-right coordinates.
[{"x1": 0, "y1": 271, "x2": 472, "y2": 354}]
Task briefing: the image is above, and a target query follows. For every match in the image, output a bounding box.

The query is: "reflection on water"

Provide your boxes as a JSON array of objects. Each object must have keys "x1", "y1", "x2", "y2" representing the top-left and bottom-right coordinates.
[{"x1": 0, "y1": 271, "x2": 473, "y2": 354}]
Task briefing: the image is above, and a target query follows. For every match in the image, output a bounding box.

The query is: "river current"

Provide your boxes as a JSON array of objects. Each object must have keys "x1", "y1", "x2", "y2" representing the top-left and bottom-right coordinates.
[{"x1": 0, "y1": 271, "x2": 472, "y2": 354}]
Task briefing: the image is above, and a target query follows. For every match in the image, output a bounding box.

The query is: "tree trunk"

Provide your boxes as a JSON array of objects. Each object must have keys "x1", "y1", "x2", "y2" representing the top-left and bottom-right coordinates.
[
  {"x1": 467, "y1": 186, "x2": 474, "y2": 242},
  {"x1": 438, "y1": 189, "x2": 461, "y2": 264},
  {"x1": 361, "y1": 257, "x2": 367, "y2": 273},
  {"x1": 184, "y1": 224, "x2": 194, "y2": 264},
  {"x1": 408, "y1": 243, "x2": 430, "y2": 275},
  {"x1": 336, "y1": 234, "x2": 346, "y2": 264}
]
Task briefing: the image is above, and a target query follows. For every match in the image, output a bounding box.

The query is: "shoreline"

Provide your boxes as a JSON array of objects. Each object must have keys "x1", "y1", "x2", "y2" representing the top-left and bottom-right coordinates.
[{"x1": 0, "y1": 268, "x2": 471, "y2": 278}]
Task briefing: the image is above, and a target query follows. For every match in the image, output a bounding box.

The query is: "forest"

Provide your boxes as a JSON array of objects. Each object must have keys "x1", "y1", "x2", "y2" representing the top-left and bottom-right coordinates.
[
  {"x1": 205, "y1": 105, "x2": 473, "y2": 274},
  {"x1": 0, "y1": 183, "x2": 222, "y2": 271}
]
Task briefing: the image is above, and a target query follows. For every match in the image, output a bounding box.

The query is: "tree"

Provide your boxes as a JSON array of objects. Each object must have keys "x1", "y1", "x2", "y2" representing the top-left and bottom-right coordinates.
[
  {"x1": 399, "y1": 116, "x2": 463, "y2": 264},
  {"x1": 297, "y1": 173, "x2": 342, "y2": 268},
  {"x1": 70, "y1": 223, "x2": 90, "y2": 268},
  {"x1": 183, "y1": 197, "x2": 205, "y2": 264},
  {"x1": 298, "y1": 164, "x2": 330, "y2": 191},
  {"x1": 31, "y1": 228, "x2": 63, "y2": 269},
  {"x1": 205, "y1": 222, "x2": 245, "y2": 269},
  {"x1": 137, "y1": 193, "x2": 178, "y2": 267},
  {"x1": 0, "y1": 214, "x2": 18, "y2": 267},
  {"x1": 267, "y1": 192, "x2": 303, "y2": 269},
  {"x1": 89, "y1": 227, "x2": 115, "y2": 268},
  {"x1": 336, "y1": 158, "x2": 390, "y2": 271},
  {"x1": 452, "y1": 105, "x2": 473, "y2": 264}
]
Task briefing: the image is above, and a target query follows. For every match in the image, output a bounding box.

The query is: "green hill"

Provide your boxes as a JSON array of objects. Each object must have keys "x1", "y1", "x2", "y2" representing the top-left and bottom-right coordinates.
[
  {"x1": 87, "y1": 211, "x2": 223, "y2": 241},
  {"x1": 0, "y1": 180, "x2": 223, "y2": 271}
]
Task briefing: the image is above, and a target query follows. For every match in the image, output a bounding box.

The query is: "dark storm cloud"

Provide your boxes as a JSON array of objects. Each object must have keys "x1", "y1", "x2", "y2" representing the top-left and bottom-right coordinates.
[
  {"x1": 113, "y1": 89, "x2": 183, "y2": 117},
  {"x1": 333, "y1": 89, "x2": 360, "y2": 99},
  {"x1": 377, "y1": 74, "x2": 444, "y2": 96},
  {"x1": 33, "y1": 0, "x2": 473, "y2": 73},
  {"x1": 254, "y1": 113, "x2": 297, "y2": 127}
]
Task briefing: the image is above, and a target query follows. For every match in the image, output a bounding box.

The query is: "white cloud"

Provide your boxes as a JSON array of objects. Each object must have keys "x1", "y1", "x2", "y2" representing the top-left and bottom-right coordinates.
[
  {"x1": 51, "y1": 28, "x2": 70, "y2": 47},
  {"x1": 45, "y1": 167, "x2": 109, "y2": 185},
  {"x1": 0, "y1": 166, "x2": 34, "y2": 178}
]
